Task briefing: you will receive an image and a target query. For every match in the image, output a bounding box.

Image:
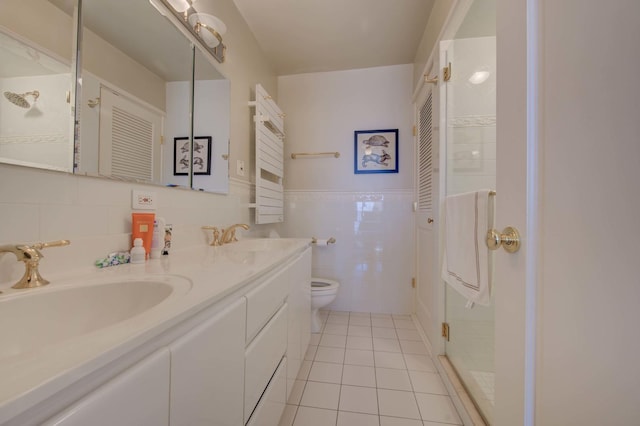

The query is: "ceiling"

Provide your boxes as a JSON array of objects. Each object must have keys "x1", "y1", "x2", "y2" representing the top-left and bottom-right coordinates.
[{"x1": 232, "y1": 0, "x2": 435, "y2": 76}]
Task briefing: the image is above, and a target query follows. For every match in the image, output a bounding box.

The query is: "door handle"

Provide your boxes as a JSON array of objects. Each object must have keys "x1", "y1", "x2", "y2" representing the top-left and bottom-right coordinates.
[
  {"x1": 486, "y1": 226, "x2": 521, "y2": 253},
  {"x1": 427, "y1": 218, "x2": 434, "y2": 224}
]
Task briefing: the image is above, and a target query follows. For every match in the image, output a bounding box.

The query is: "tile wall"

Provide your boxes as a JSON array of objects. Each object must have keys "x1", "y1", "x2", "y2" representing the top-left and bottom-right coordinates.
[
  {"x1": 278, "y1": 190, "x2": 415, "y2": 314},
  {"x1": 0, "y1": 164, "x2": 259, "y2": 288}
]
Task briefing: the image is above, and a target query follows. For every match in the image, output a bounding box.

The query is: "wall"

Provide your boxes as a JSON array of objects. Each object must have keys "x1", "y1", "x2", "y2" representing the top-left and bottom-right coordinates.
[
  {"x1": 0, "y1": 74, "x2": 72, "y2": 171},
  {"x1": 164, "y1": 79, "x2": 230, "y2": 193},
  {"x1": 0, "y1": 0, "x2": 277, "y2": 288},
  {"x1": 276, "y1": 65, "x2": 415, "y2": 314},
  {"x1": 413, "y1": 0, "x2": 456, "y2": 90}
]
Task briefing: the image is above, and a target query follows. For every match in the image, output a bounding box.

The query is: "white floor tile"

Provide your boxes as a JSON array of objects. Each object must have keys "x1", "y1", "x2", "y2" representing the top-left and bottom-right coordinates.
[
  {"x1": 393, "y1": 319, "x2": 417, "y2": 330},
  {"x1": 315, "y1": 346, "x2": 346, "y2": 364},
  {"x1": 371, "y1": 313, "x2": 393, "y2": 319},
  {"x1": 349, "y1": 316, "x2": 372, "y2": 326},
  {"x1": 403, "y1": 354, "x2": 437, "y2": 372},
  {"x1": 288, "y1": 380, "x2": 306, "y2": 405},
  {"x1": 300, "y1": 381, "x2": 341, "y2": 410},
  {"x1": 327, "y1": 315, "x2": 350, "y2": 325},
  {"x1": 400, "y1": 340, "x2": 428, "y2": 355},
  {"x1": 342, "y1": 364, "x2": 377, "y2": 388},
  {"x1": 319, "y1": 333, "x2": 347, "y2": 348},
  {"x1": 339, "y1": 385, "x2": 379, "y2": 415},
  {"x1": 380, "y1": 417, "x2": 424, "y2": 426},
  {"x1": 392, "y1": 314, "x2": 412, "y2": 321},
  {"x1": 373, "y1": 327, "x2": 398, "y2": 339},
  {"x1": 377, "y1": 389, "x2": 421, "y2": 419},
  {"x1": 374, "y1": 352, "x2": 407, "y2": 369},
  {"x1": 395, "y1": 328, "x2": 422, "y2": 341},
  {"x1": 376, "y1": 367, "x2": 413, "y2": 391},
  {"x1": 347, "y1": 335, "x2": 374, "y2": 350},
  {"x1": 345, "y1": 349, "x2": 375, "y2": 366},
  {"x1": 324, "y1": 323, "x2": 349, "y2": 335},
  {"x1": 350, "y1": 312, "x2": 371, "y2": 318},
  {"x1": 337, "y1": 411, "x2": 380, "y2": 426},
  {"x1": 309, "y1": 362, "x2": 344, "y2": 384},
  {"x1": 348, "y1": 325, "x2": 373, "y2": 337},
  {"x1": 423, "y1": 422, "x2": 455, "y2": 426},
  {"x1": 373, "y1": 337, "x2": 402, "y2": 353},
  {"x1": 372, "y1": 317, "x2": 395, "y2": 328},
  {"x1": 279, "y1": 404, "x2": 297, "y2": 426},
  {"x1": 293, "y1": 406, "x2": 337, "y2": 426},
  {"x1": 408, "y1": 371, "x2": 448, "y2": 395},
  {"x1": 414, "y1": 393, "x2": 462, "y2": 424}
]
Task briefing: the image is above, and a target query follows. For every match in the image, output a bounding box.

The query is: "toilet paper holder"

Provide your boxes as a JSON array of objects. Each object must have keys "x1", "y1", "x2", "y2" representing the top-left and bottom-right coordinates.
[{"x1": 311, "y1": 237, "x2": 336, "y2": 245}]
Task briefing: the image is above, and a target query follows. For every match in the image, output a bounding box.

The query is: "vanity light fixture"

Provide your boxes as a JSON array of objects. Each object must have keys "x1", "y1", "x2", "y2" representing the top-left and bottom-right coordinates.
[
  {"x1": 189, "y1": 13, "x2": 227, "y2": 48},
  {"x1": 167, "y1": 0, "x2": 190, "y2": 12}
]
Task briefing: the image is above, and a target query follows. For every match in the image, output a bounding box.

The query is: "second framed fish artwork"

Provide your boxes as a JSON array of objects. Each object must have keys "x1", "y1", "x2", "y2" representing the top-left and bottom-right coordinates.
[{"x1": 354, "y1": 129, "x2": 398, "y2": 174}]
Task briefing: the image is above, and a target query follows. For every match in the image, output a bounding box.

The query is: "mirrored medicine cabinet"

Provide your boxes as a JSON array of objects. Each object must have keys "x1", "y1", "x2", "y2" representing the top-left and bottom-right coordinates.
[{"x1": 0, "y1": 0, "x2": 230, "y2": 193}]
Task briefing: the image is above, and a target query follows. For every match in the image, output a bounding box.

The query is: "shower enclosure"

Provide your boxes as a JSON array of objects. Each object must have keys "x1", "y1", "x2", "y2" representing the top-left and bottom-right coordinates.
[{"x1": 441, "y1": 0, "x2": 496, "y2": 423}]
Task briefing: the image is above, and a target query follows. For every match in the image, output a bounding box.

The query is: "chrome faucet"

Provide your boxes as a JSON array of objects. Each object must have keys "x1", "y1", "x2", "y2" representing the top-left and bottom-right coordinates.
[
  {"x1": 220, "y1": 224, "x2": 250, "y2": 245},
  {"x1": 0, "y1": 240, "x2": 70, "y2": 289}
]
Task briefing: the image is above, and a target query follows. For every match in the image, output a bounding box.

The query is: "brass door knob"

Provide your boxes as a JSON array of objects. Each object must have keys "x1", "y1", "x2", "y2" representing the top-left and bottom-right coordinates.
[
  {"x1": 486, "y1": 226, "x2": 521, "y2": 253},
  {"x1": 427, "y1": 218, "x2": 434, "y2": 224}
]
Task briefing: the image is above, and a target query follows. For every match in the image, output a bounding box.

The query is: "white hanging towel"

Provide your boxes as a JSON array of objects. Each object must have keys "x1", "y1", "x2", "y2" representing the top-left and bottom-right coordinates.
[{"x1": 441, "y1": 190, "x2": 493, "y2": 307}]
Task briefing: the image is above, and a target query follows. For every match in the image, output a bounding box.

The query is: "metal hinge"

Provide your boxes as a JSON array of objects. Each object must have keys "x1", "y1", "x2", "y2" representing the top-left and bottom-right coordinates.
[
  {"x1": 160, "y1": 135, "x2": 164, "y2": 145},
  {"x1": 443, "y1": 62, "x2": 452, "y2": 82},
  {"x1": 411, "y1": 277, "x2": 416, "y2": 288},
  {"x1": 442, "y1": 322, "x2": 450, "y2": 341},
  {"x1": 412, "y1": 125, "x2": 417, "y2": 136}
]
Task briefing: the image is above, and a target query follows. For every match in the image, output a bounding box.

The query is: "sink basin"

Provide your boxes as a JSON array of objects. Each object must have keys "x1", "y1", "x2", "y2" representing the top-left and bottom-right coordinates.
[{"x1": 0, "y1": 276, "x2": 191, "y2": 361}]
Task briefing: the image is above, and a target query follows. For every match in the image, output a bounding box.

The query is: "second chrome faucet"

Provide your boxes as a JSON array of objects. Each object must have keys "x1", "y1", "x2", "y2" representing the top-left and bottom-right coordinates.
[{"x1": 202, "y1": 224, "x2": 250, "y2": 246}]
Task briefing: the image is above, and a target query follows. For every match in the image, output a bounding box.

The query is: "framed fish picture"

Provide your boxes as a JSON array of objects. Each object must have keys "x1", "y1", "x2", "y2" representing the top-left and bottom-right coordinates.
[
  {"x1": 354, "y1": 129, "x2": 398, "y2": 174},
  {"x1": 173, "y1": 136, "x2": 212, "y2": 176}
]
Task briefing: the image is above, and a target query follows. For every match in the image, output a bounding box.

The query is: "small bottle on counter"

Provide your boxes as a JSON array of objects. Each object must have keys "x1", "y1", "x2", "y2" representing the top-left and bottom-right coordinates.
[{"x1": 130, "y1": 238, "x2": 146, "y2": 264}]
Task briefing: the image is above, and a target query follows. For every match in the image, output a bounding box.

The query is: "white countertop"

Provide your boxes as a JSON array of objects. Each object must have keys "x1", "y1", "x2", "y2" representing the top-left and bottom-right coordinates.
[{"x1": 0, "y1": 238, "x2": 310, "y2": 424}]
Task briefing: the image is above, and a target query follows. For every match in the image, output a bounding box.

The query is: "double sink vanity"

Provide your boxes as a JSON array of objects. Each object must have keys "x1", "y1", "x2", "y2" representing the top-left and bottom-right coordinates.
[{"x1": 0, "y1": 238, "x2": 312, "y2": 426}]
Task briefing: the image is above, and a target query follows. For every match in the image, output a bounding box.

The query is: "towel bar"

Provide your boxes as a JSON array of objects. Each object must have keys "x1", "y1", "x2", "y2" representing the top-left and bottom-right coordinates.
[{"x1": 291, "y1": 152, "x2": 340, "y2": 159}]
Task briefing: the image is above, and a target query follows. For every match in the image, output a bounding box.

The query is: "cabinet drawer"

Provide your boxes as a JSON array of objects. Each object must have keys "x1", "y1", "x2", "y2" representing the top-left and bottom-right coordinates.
[
  {"x1": 43, "y1": 349, "x2": 170, "y2": 426},
  {"x1": 246, "y1": 356, "x2": 287, "y2": 426},
  {"x1": 244, "y1": 302, "x2": 288, "y2": 422},
  {"x1": 245, "y1": 266, "x2": 290, "y2": 343}
]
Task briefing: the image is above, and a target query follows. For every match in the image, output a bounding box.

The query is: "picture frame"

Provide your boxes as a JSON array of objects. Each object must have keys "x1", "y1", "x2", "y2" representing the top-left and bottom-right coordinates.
[
  {"x1": 173, "y1": 136, "x2": 212, "y2": 176},
  {"x1": 354, "y1": 129, "x2": 398, "y2": 174}
]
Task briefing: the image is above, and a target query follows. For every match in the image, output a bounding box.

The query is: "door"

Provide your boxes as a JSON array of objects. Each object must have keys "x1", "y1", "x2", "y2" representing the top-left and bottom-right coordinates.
[
  {"x1": 98, "y1": 85, "x2": 163, "y2": 182},
  {"x1": 414, "y1": 61, "x2": 441, "y2": 353},
  {"x1": 495, "y1": 0, "x2": 640, "y2": 425}
]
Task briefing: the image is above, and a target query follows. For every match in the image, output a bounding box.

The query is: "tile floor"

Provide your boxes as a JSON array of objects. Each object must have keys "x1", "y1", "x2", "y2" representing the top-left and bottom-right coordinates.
[{"x1": 279, "y1": 311, "x2": 463, "y2": 426}]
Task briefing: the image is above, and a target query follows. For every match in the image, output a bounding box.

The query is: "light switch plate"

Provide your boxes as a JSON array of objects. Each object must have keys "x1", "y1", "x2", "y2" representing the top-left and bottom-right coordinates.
[{"x1": 132, "y1": 189, "x2": 157, "y2": 210}]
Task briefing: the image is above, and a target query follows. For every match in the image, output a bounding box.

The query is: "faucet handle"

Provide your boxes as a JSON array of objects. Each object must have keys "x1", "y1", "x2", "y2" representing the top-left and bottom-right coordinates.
[
  {"x1": 31, "y1": 239, "x2": 71, "y2": 251},
  {"x1": 202, "y1": 226, "x2": 222, "y2": 246},
  {"x1": 10, "y1": 239, "x2": 71, "y2": 289}
]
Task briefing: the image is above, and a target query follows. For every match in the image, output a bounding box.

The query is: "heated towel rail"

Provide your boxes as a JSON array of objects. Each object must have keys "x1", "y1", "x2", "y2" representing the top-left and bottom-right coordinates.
[{"x1": 248, "y1": 84, "x2": 285, "y2": 224}]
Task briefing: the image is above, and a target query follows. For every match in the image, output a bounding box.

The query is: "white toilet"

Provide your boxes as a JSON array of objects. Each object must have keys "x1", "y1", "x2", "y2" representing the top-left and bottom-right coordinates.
[{"x1": 311, "y1": 278, "x2": 340, "y2": 332}]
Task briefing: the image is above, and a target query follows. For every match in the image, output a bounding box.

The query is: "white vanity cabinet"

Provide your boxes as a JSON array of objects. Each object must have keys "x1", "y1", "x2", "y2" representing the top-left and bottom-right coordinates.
[
  {"x1": 169, "y1": 298, "x2": 246, "y2": 426},
  {"x1": 3, "y1": 242, "x2": 312, "y2": 426},
  {"x1": 43, "y1": 349, "x2": 171, "y2": 426}
]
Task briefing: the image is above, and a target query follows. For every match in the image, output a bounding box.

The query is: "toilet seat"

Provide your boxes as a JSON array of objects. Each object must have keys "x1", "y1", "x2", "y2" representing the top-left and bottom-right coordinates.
[{"x1": 311, "y1": 278, "x2": 339, "y2": 295}]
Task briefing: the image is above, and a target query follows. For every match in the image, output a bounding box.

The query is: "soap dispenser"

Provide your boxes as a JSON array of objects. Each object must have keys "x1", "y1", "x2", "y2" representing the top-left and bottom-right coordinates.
[{"x1": 130, "y1": 238, "x2": 146, "y2": 264}]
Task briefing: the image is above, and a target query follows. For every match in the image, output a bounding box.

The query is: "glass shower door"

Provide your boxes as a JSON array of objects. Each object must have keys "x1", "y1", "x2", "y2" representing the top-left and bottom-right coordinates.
[{"x1": 443, "y1": 32, "x2": 497, "y2": 424}]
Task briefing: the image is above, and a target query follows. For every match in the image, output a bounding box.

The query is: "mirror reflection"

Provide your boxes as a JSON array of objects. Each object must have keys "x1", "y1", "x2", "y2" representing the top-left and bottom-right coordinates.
[
  {"x1": 77, "y1": 0, "x2": 230, "y2": 192},
  {"x1": 0, "y1": 0, "x2": 75, "y2": 172},
  {"x1": 1, "y1": 0, "x2": 231, "y2": 193}
]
